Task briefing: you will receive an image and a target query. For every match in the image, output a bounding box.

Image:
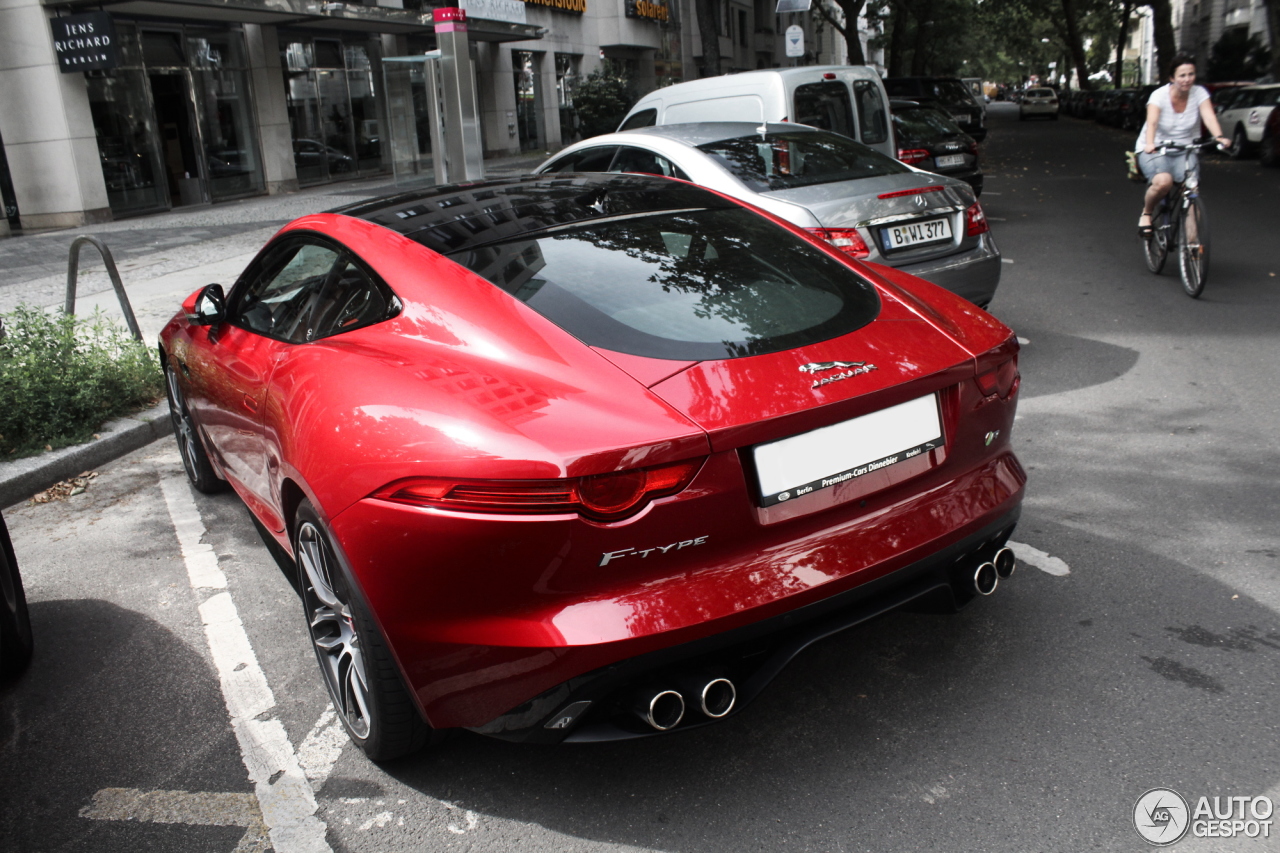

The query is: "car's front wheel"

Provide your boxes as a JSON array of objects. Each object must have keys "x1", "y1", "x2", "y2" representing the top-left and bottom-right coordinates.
[
  {"x1": 1230, "y1": 125, "x2": 1251, "y2": 159},
  {"x1": 294, "y1": 500, "x2": 433, "y2": 761}
]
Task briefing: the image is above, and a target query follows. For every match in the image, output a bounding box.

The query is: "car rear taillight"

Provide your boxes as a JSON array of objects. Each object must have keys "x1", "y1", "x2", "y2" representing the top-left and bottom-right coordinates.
[
  {"x1": 373, "y1": 458, "x2": 704, "y2": 522},
  {"x1": 965, "y1": 202, "x2": 989, "y2": 236},
  {"x1": 897, "y1": 148, "x2": 931, "y2": 165},
  {"x1": 967, "y1": 140, "x2": 979, "y2": 156},
  {"x1": 807, "y1": 228, "x2": 871, "y2": 259},
  {"x1": 976, "y1": 356, "x2": 1019, "y2": 398}
]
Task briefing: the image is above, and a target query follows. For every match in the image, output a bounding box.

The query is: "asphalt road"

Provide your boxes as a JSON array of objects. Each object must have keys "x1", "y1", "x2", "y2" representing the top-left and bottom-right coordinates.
[{"x1": 2, "y1": 102, "x2": 1279, "y2": 853}]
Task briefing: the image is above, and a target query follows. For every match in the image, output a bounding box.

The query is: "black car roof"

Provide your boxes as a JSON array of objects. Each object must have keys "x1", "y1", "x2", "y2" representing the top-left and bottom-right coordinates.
[{"x1": 330, "y1": 173, "x2": 735, "y2": 255}]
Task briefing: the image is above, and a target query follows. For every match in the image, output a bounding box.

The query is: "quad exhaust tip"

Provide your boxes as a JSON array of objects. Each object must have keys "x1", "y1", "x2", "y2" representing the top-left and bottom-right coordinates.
[
  {"x1": 636, "y1": 689, "x2": 685, "y2": 731},
  {"x1": 973, "y1": 561, "x2": 998, "y2": 596},
  {"x1": 994, "y1": 546, "x2": 1016, "y2": 578},
  {"x1": 698, "y1": 677, "x2": 736, "y2": 719}
]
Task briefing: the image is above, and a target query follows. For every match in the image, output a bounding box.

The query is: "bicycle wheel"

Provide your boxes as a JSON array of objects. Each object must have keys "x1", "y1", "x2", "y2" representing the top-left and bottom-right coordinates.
[
  {"x1": 1178, "y1": 196, "x2": 1209, "y2": 298},
  {"x1": 1143, "y1": 206, "x2": 1169, "y2": 274}
]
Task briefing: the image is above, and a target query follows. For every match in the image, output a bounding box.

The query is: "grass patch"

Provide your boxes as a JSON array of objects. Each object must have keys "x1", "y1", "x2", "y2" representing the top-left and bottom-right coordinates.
[{"x1": 0, "y1": 305, "x2": 162, "y2": 459}]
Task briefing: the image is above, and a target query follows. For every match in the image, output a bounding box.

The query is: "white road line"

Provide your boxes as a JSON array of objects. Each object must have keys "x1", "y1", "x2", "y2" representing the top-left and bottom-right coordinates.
[
  {"x1": 1008, "y1": 540, "x2": 1071, "y2": 576},
  {"x1": 298, "y1": 705, "x2": 347, "y2": 793},
  {"x1": 161, "y1": 473, "x2": 332, "y2": 853},
  {"x1": 80, "y1": 788, "x2": 269, "y2": 852},
  {"x1": 161, "y1": 477, "x2": 227, "y2": 589}
]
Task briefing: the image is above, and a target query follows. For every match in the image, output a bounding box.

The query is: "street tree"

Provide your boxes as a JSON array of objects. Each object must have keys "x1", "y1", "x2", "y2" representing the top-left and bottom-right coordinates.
[
  {"x1": 694, "y1": 0, "x2": 721, "y2": 77},
  {"x1": 815, "y1": 0, "x2": 870, "y2": 65}
]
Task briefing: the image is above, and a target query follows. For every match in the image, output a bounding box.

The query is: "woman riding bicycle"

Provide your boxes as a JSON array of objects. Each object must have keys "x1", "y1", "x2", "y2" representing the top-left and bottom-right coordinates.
[{"x1": 1136, "y1": 53, "x2": 1229, "y2": 236}]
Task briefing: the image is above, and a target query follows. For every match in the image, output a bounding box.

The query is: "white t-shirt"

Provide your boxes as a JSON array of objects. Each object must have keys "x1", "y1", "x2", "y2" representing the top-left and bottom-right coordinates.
[{"x1": 1135, "y1": 84, "x2": 1210, "y2": 151}]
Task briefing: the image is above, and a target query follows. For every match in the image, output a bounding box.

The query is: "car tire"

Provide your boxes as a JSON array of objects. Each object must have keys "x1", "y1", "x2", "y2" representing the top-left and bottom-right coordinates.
[
  {"x1": 1230, "y1": 126, "x2": 1251, "y2": 159},
  {"x1": 165, "y1": 363, "x2": 226, "y2": 494},
  {"x1": 0, "y1": 513, "x2": 33, "y2": 678},
  {"x1": 1261, "y1": 134, "x2": 1279, "y2": 167},
  {"x1": 294, "y1": 499, "x2": 435, "y2": 761}
]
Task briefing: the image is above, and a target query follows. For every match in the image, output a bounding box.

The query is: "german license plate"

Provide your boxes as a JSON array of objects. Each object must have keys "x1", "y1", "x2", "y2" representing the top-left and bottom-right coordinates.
[
  {"x1": 935, "y1": 154, "x2": 965, "y2": 167},
  {"x1": 953, "y1": 113, "x2": 971, "y2": 124},
  {"x1": 881, "y1": 217, "x2": 953, "y2": 251},
  {"x1": 752, "y1": 394, "x2": 943, "y2": 507}
]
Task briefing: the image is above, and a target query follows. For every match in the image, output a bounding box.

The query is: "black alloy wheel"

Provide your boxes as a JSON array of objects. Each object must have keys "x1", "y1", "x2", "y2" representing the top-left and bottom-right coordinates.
[
  {"x1": 293, "y1": 499, "x2": 433, "y2": 761},
  {"x1": 0, "y1": 513, "x2": 33, "y2": 677},
  {"x1": 165, "y1": 362, "x2": 225, "y2": 494}
]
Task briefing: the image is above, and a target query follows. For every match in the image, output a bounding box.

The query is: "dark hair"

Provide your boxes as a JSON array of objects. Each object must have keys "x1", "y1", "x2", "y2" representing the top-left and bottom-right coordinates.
[{"x1": 1167, "y1": 53, "x2": 1197, "y2": 79}]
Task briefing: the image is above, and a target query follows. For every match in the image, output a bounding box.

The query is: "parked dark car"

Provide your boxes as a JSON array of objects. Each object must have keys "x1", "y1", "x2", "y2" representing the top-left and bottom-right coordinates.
[
  {"x1": 890, "y1": 100, "x2": 983, "y2": 195},
  {"x1": 884, "y1": 77, "x2": 987, "y2": 141},
  {"x1": 1094, "y1": 89, "x2": 1134, "y2": 127},
  {"x1": 0, "y1": 511, "x2": 33, "y2": 677},
  {"x1": 1117, "y1": 87, "x2": 1158, "y2": 131}
]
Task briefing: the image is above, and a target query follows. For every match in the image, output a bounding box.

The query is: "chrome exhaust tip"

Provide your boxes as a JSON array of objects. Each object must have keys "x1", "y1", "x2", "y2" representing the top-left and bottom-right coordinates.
[
  {"x1": 973, "y1": 561, "x2": 998, "y2": 596},
  {"x1": 994, "y1": 546, "x2": 1016, "y2": 579},
  {"x1": 635, "y1": 688, "x2": 685, "y2": 731},
  {"x1": 698, "y1": 677, "x2": 736, "y2": 719}
]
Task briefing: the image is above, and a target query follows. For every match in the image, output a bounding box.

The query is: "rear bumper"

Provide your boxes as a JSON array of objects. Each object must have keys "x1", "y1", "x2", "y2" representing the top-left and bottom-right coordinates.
[
  {"x1": 332, "y1": 444, "x2": 1025, "y2": 732},
  {"x1": 898, "y1": 232, "x2": 1001, "y2": 307},
  {"x1": 475, "y1": 505, "x2": 1021, "y2": 744}
]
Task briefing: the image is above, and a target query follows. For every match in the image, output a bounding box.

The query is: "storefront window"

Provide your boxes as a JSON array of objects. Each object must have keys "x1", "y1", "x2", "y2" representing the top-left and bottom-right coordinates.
[
  {"x1": 283, "y1": 37, "x2": 383, "y2": 184},
  {"x1": 189, "y1": 31, "x2": 264, "y2": 200},
  {"x1": 85, "y1": 20, "x2": 265, "y2": 216},
  {"x1": 555, "y1": 53, "x2": 580, "y2": 144},
  {"x1": 513, "y1": 51, "x2": 544, "y2": 152}
]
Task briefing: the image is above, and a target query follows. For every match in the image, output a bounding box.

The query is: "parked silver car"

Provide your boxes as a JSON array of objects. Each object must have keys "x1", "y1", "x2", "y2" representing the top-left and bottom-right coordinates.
[{"x1": 536, "y1": 123, "x2": 1001, "y2": 307}]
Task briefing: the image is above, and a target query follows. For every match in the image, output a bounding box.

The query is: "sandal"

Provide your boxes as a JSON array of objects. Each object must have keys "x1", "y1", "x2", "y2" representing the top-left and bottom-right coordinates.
[{"x1": 1138, "y1": 212, "x2": 1153, "y2": 237}]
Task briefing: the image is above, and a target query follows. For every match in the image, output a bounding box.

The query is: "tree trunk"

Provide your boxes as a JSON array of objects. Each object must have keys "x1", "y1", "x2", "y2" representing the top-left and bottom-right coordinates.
[
  {"x1": 886, "y1": 1, "x2": 910, "y2": 76},
  {"x1": 1114, "y1": 0, "x2": 1134, "y2": 86},
  {"x1": 694, "y1": 0, "x2": 721, "y2": 78},
  {"x1": 815, "y1": 0, "x2": 868, "y2": 64},
  {"x1": 909, "y1": 0, "x2": 931, "y2": 75},
  {"x1": 1059, "y1": 0, "x2": 1093, "y2": 90},
  {"x1": 1145, "y1": 0, "x2": 1177, "y2": 81}
]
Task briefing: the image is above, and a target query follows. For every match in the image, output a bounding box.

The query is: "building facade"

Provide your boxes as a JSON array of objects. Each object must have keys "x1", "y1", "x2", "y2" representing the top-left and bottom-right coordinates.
[{"x1": 0, "y1": 0, "x2": 876, "y2": 231}]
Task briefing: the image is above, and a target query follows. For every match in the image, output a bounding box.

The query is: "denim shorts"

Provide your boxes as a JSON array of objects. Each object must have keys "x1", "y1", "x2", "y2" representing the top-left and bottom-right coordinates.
[{"x1": 1138, "y1": 150, "x2": 1197, "y2": 183}]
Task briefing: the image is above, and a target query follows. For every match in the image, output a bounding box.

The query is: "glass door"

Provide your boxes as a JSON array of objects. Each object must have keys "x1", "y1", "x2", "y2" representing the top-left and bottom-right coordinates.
[{"x1": 86, "y1": 69, "x2": 169, "y2": 215}]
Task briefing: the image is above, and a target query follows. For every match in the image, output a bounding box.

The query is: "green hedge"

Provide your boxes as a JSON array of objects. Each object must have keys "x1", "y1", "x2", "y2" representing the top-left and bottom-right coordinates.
[{"x1": 0, "y1": 306, "x2": 162, "y2": 458}]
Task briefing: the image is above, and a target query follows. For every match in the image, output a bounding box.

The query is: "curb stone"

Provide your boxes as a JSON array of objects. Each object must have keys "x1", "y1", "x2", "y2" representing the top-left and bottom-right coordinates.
[{"x1": 0, "y1": 402, "x2": 172, "y2": 509}]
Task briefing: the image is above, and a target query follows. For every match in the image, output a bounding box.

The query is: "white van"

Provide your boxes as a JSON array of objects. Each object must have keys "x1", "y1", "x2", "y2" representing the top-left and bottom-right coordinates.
[{"x1": 617, "y1": 66, "x2": 896, "y2": 159}]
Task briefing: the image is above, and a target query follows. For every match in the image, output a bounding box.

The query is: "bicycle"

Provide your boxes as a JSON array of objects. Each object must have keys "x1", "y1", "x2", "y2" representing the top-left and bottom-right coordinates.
[{"x1": 1141, "y1": 137, "x2": 1223, "y2": 298}]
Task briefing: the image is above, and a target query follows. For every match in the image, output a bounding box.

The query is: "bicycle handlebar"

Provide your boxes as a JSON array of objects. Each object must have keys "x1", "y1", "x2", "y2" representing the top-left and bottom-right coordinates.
[{"x1": 1156, "y1": 137, "x2": 1228, "y2": 155}]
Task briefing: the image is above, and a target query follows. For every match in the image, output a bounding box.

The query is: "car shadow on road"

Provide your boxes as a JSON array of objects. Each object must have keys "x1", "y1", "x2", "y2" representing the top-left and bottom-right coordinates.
[
  {"x1": 367, "y1": 516, "x2": 1280, "y2": 852},
  {"x1": 0, "y1": 598, "x2": 248, "y2": 852}
]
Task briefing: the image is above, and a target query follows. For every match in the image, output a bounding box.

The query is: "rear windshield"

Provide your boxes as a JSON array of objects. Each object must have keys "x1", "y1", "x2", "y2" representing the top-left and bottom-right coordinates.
[
  {"x1": 933, "y1": 80, "x2": 977, "y2": 106},
  {"x1": 696, "y1": 131, "x2": 909, "y2": 193},
  {"x1": 893, "y1": 107, "x2": 961, "y2": 139},
  {"x1": 1027, "y1": 88, "x2": 1055, "y2": 97},
  {"x1": 447, "y1": 207, "x2": 880, "y2": 360}
]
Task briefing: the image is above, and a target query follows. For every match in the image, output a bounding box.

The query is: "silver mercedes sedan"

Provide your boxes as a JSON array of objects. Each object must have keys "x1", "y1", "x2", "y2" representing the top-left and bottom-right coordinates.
[{"x1": 535, "y1": 123, "x2": 1001, "y2": 307}]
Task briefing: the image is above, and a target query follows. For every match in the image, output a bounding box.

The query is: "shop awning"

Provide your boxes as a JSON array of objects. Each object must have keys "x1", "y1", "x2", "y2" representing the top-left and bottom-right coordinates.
[{"x1": 43, "y1": 0, "x2": 545, "y2": 41}]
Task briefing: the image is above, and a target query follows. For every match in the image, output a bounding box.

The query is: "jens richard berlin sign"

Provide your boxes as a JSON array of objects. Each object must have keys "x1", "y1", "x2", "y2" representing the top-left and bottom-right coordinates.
[{"x1": 50, "y1": 12, "x2": 120, "y2": 73}]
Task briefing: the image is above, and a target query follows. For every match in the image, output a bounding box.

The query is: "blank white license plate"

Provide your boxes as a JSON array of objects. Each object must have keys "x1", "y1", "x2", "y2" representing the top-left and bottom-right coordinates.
[
  {"x1": 752, "y1": 395, "x2": 943, "y2": 507},
  {"x1": 936, "y1": 154, "x2": 965, "y2": 167},
  {"x1": 882, "y1": 217, "x2": 953, "y2": 251}
]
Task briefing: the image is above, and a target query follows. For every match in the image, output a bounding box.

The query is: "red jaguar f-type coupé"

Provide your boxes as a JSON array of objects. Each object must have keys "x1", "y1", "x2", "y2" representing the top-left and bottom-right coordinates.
[{"x1": 160, "y1": 174, "x2": 1024, "y2": 760}]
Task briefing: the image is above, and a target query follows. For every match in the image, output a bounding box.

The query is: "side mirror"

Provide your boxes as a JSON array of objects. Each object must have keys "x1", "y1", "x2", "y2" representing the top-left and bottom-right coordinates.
[{"x1": 186, "y1": 284, "x2": 226, "y2": 326}]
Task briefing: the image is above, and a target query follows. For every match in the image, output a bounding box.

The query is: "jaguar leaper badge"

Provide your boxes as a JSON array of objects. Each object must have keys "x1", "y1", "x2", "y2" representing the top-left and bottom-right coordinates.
[{"x1": 800, "y1": 361, "x2": 878, "y2": 388}]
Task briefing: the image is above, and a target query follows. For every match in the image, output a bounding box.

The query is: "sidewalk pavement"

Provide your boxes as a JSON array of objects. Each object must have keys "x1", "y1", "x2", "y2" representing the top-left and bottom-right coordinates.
[{"x1": 0, "y1": 151, "x2": 551, "y2": 509}]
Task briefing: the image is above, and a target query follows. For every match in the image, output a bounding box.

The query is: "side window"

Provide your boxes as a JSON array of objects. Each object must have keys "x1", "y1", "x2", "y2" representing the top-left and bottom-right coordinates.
[
  {"x1": 231, "y1": 241, "x2": 342, "y2": 343},
  {"x1": 618, "y1": 108, "x2": 657, "y2": 131},
  {"x1": 609, "y1": 146, "x2": 691, "y2": 180},
  {"x1": 793, "y1": 82, "x2": 856, "y2": 139},
  {"x1": 854, "y1": 81, "x2": 889, "y2": 145},
  {"x1": 541, "y1": 146, "x2": 620, "y2": 173},
  {"x1": 309, "y1": 257, "x2": 400, "y2": 340}
]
